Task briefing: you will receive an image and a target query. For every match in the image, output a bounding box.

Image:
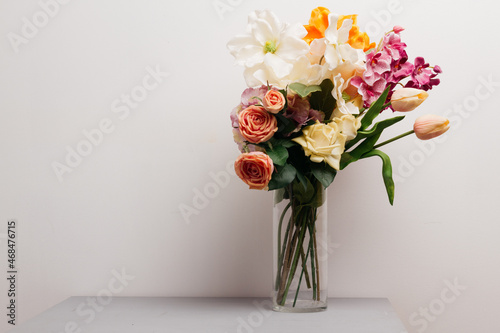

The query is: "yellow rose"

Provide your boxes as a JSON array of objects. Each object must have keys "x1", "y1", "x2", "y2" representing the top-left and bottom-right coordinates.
[
  {"x1": 292, "y1": 122, "x2": 347, "y2": 170},
  {"x1": 333, "y1": 114, "x2": 361, "y2": 141}
]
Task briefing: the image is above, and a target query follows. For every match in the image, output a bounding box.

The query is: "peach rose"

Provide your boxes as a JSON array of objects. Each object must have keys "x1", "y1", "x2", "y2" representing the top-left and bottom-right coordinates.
[
  {"x1": 234, "y1": 152, "x2": 274, "y2": 190},
  {"x1": 263, "y1": 90, "x2": 285, "y2": 114},
  {"x1": 238, "y1": 105, "x2": 278, "y2": 144}
]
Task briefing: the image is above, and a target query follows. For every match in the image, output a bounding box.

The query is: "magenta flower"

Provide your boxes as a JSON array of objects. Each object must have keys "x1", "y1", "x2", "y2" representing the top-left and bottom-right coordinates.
[
  {"x1": 405, "y1": 57, "x2": 441, "y2": 91},
  {"x1": 381, "y1": 32, "x2": 408, "y2": 62},
  {"x1": 393, "y1": 26, "x2": 404, "y2": 34},
  {"x1": 388, "y1": 59, "x2": 414, "y2": 84},
  {"x1": 352, "y1": 76, "x2": 387, "y2": 106},
  {"x1": 353, "y1": 29, "x2": 441, "y2": 109},
  {"x1": 364, "y1": 51, "x2": 392, "y2": 85}
]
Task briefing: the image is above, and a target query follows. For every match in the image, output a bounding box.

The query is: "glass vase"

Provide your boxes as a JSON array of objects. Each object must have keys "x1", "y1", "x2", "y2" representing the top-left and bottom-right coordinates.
[{"x1": 272, "y1": 179, "x2": 328, "y2": 312}]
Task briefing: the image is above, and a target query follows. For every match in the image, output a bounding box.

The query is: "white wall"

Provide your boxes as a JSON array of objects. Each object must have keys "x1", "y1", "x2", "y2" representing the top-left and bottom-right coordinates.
[{"x1": 1, "y1": 0, "x2": 499, "y2": 332}]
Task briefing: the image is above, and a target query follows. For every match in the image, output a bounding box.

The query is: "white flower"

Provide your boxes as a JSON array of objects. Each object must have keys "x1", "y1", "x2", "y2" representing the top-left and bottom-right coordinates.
[
  {"x1": 308, "y1": 38, "x2": 327, "y2": 65},
  {"x1": 323, "y1": 14, "x2": 366, "y2": 74},
  {"x1": 333, "y1": 114, "x2": 361, "y2": 141},
  {"x1": 243, "y1": 54, "x2": 328, "y2": 88},
  {"x1": 332, "y1": 73, "x2": 364, "y2": 117},
  {"x1": 227, "y1": 10, "x2": 310, "y2": 86}
]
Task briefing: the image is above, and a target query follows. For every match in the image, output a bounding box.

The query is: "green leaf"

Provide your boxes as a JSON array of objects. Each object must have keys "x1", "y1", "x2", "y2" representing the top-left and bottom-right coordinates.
[
  {"x1": 275, "y1": 114, "x2": 296, "y2": 135},
  {"x1": 295, "y1": 169, "x2": 309, "y2": 191},
  {"x1": 268, "y1": 164, "x2": 297, "y2": 191},
  {"x1": 292, "y1": 177, "x2": 315, "y2": 204},
  {"x1": 270, "y1": 138, "x2": 296, "y2": 148},
  {"x1": 311, "y1": 162, "x2": 337, "y2": 188},
  {"x1": 274, "y1": 187, "x2": 286, "y2": 205},
  {"x1": 340, "y1": 132, "x2": 382, "y2": 170},
  {"x1": 360, "y1": 87, "x2": 390, "y2": 131},
  {"x1": 311, "y1": 180, "x2": 326, "y2": 208},
  {"x1": 310, "y1": 79, "x2": 336, "y2": 120},
  {"x1": 289, "y1": 82, "x2": 322, "y2": 98},
  {"x1": 345, "y1": 116, "x2": 405, "y2": 150},
  {"x1": 267, "y1": 145, "x2": 288, "y2": 166},
  {"x1": 360, "y1": 149, "x2": 395, "y2": 205}
]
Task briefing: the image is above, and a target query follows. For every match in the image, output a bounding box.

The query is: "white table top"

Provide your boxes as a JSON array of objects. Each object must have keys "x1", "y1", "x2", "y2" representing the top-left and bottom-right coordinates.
[{"x1": 8, "y1": 297, "x2": 407, "y2": 333}]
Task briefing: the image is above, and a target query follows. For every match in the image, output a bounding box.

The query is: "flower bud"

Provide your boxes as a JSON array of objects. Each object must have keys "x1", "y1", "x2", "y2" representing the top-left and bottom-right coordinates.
[
  {"x1": 263, "y1": 90, "x2": 285, "y2": 114},
  {"x1": 413, "y1": 115, "x2": 450, "y2": 140},
  {"x1": 391, "y1": 88, "x2": 429, "y2": 112},
  {"x1": 393, "y1": 26, "x2": 404, "y2": 34}
]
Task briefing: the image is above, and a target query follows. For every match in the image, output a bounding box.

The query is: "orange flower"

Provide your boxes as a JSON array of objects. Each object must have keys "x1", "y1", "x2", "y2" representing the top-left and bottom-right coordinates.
[
  {"x1": 337, "y1": 15, "x2": 376, "y2": 52},
  {"x1": 238, "y1": 105, "x2": 278, "y2": 144},
  {"x1": 235, "y1": 152, "x2": 274, "y2": 190},
  {"x1": 303, "y1": 7, "x2": 330, "y2": 44}
]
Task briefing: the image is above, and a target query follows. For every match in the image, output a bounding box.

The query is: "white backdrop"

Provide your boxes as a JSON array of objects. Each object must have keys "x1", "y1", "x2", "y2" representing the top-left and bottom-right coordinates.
[{"x1": 1, "y1": 0, "x2": 499, "y2": 332}]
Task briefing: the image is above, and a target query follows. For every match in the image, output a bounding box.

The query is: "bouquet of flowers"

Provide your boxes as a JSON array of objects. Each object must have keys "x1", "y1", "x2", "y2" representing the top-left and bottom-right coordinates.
[{"x1": 228, "y1": 7, "x2": 449, "y2": 311}]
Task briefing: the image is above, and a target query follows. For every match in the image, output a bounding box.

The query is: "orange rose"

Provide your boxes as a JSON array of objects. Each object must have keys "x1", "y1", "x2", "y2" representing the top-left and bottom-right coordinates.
[
  {"x1": 263, "y1": 90, "x2": 285, "y2": 114},
  {"x1": 235, "y1": 152, "x2": 274, "y2": 190},
  {"x1": 238, "y1": 105, "x2": 278, "y2": 144},
  {"x1": 303, "y1": 7, "x2": 330, "y2": 44},
  {"x1": 337, "y1": 15, "x2": 375, "y2": 52}
]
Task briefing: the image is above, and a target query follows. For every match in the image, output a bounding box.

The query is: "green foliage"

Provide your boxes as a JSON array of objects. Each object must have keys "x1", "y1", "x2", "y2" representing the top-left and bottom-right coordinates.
[
  {"x1": 275, "y1": 114, "x2": 297, "y2": 136},
  {"x1": 269, "y1": 137, "x2": 296, "y2": 148},
  {"x1": 360, "y1": 149, "x2": 395, "y2": 205},
  {"x1": 292, "y1": 176, "x2": 315, "y2": 204},
  {"x1": 260, "y1": 80, "x2": 398, "y2": 204},
  {"x1": 267, "y1": 145, "x2": 288, "y2": 166},
  {"x1": 311, "y1": 162, "x2": 337, "y2": 188},
  {"x1": 309, "y1": 79, "x2": 336, "y2": 120},
  {"x1": 274, "y1": 187, "x2": 286, "y2": 205},
  {"x1": 289, "y1": 82, "x2": 322, "y2": 98},
  {"x1": 360, "y1": 87, "x2": 390, "y2": 131},
  {"x1": 268, "y1": 163, "x2": 297, "y2": 191},
  {"x1": 295, "y1": 169, "x2": 309, "y2": 191},
  {"x1": 340, "y1": 132, "x2": 382, "y2": 170},
  {"x1": 345, "y1": 116, "x2": 405, "y2": 150}
]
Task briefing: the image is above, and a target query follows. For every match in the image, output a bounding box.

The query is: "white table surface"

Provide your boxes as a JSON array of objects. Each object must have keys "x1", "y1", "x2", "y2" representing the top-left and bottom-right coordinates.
[{"x1": 8, "y1": 297, "x2": 408, "y2": 333}]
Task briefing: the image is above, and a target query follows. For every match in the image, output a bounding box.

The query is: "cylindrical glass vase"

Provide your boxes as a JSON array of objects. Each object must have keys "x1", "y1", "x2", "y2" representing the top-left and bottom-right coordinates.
[{"x1": 272, "y1": 179, "x2": 328, "y2": 312}]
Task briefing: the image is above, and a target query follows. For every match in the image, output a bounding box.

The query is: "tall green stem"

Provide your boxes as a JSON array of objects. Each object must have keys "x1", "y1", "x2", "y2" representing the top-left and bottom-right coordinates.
[
  {"x1": 275, "y1": 201, "x2": 292, "y2": 289},
  {"x1": 373, "y1": 130, "x2": 415, "y2": 149}
]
